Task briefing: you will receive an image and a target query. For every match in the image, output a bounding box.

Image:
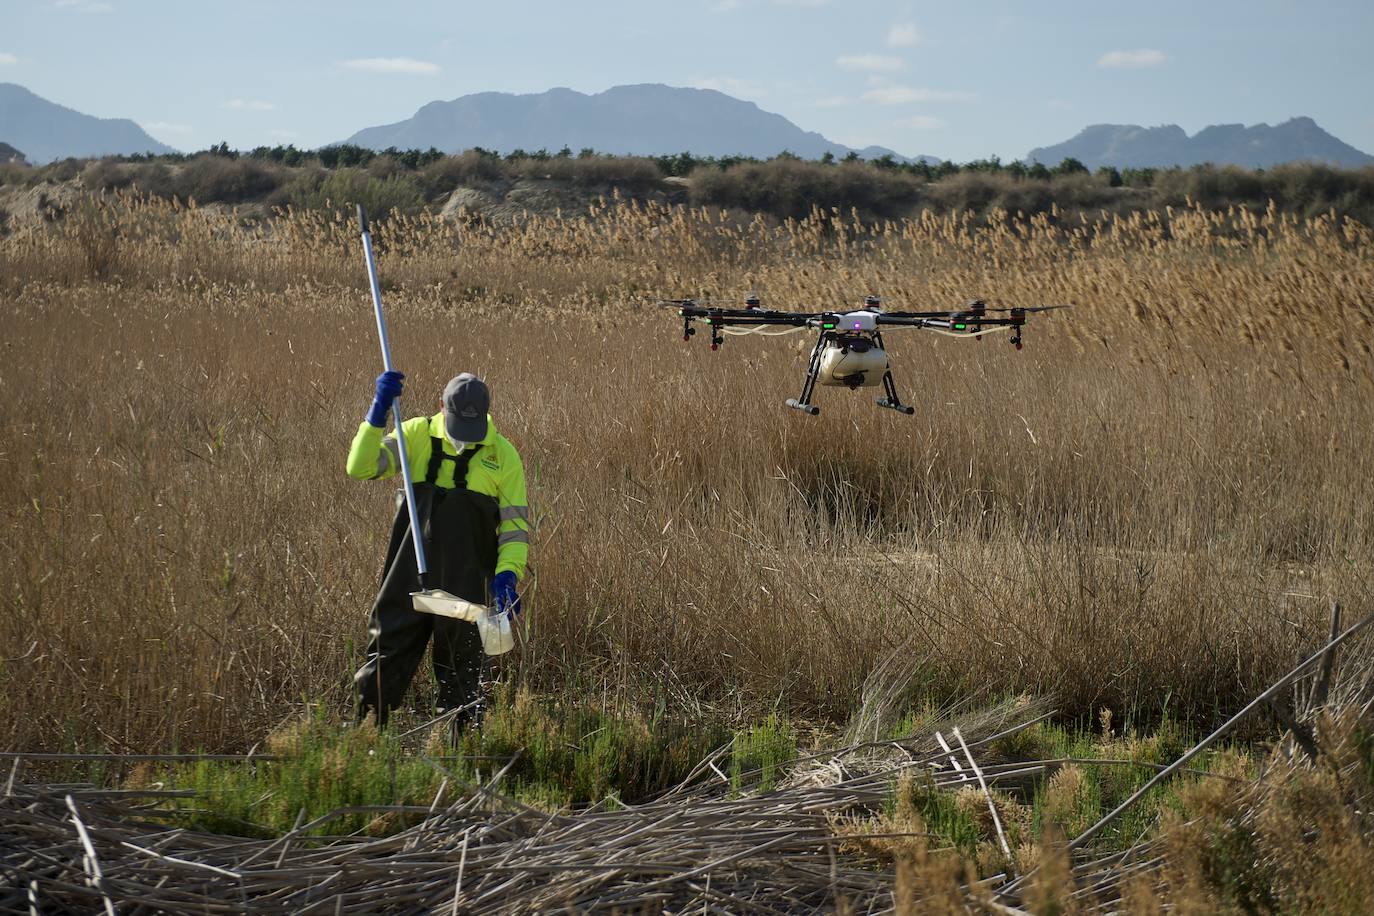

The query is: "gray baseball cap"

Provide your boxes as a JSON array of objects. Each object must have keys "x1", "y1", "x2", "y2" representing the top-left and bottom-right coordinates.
[{"x1": 442, "y1": 373, "x2": 490, "y2": 443}]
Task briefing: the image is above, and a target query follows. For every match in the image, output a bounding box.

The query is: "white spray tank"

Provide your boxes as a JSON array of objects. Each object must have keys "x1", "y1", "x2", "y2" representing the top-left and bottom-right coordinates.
[{"x1": 816, "y1": 310, "x2": 888, "y2": 387}]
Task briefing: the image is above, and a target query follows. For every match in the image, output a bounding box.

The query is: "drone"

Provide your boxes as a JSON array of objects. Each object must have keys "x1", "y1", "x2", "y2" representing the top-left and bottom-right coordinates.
[{"x1": 664, "y1": 294, "x2": 1068, "y2": 415}]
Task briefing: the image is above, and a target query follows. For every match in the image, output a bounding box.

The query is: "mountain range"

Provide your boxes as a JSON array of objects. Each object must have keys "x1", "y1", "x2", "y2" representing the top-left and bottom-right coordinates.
[
  {"x1": 3, "y1": 81, "x2": 1372, "y2": 172},
  {"x1": 1028, "y1": 118, "x2": 1374, "y2": 170},
  {"x1": 345, "y1": 84, "x2": 934, "y2": 163},
  {"x1": 0, "y1": 83, "x2": 173, "y2": 164}
]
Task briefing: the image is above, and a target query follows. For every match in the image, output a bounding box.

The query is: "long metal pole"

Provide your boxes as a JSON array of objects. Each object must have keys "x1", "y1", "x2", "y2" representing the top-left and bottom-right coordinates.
[
  {"x1": 1067, "y1": 604, "x2": 1373, "y2": 851},
  {"x1": 358, "y1": 205, "x2": 429, "y2": 585}
]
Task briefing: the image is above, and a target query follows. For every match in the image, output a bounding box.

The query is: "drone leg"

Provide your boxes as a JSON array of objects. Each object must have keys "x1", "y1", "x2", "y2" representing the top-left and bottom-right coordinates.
[
  {"x1": 875, "y1": 370, "x2": 915, "y2": 415},
  {"x1": 786, "y1": 332, "x2": 825, "y2": 416}
]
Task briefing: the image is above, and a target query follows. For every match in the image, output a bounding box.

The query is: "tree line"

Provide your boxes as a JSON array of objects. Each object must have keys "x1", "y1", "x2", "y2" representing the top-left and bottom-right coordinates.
[{"x1": 4, "y1": 143, "x2": 1372, "y2": 225}]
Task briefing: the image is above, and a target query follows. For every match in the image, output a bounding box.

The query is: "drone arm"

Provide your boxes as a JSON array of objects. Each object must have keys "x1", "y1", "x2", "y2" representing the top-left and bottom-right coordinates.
[{"x1": 679, "y1": 308, "x2": 819, "y2": 350}]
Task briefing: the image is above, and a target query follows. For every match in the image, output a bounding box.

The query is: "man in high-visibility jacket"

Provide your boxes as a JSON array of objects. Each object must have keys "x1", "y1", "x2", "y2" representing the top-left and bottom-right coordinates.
[{"x1": 346, "y1": 370, "x2": 530, "y2": 727}]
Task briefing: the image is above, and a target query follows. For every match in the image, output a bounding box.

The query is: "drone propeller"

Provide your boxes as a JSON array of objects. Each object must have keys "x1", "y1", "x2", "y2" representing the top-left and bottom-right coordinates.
[
  {"x1": 979, "y1": 304, "x2": 1072, "y2": 314},
  {"x1": 649, "y1": 294, "x2": 768, "y2": 308}
]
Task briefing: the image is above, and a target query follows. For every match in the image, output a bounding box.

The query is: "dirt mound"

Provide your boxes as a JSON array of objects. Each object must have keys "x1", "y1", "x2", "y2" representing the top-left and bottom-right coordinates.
[
  {"x1": 439, "y1": 177, "x2": 686, "y2": 225},
  {"x1": 0, "y1": 179, "x2": 85, "y2": 225}
]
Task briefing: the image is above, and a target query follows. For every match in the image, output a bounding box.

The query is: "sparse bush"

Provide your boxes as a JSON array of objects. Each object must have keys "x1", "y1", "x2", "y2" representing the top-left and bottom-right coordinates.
[
  {"x1": 417, "y1": 150, "x2": 506, "y2": 199},
  {"x1": 1147, "y1": 162, "x2": 1374, "y2": 223},
  {"x1": 81, "y1": 159, "x2": 134, "y2": 192},
  {"x1": 285, "y1": 166, "x2": 424, "y2": 217},
  {"x1": 533, "y1": 154, "x2": 663, "y2": 188},
  {"x1": 690, "y1": 158, "x2": 922, "y2": 219},
  {"x1": 0, "y1": 160, "x2": 33, "y2": 187},
  {"x1": 170, "y1": 155, "x2": 285, "y2": 204}
]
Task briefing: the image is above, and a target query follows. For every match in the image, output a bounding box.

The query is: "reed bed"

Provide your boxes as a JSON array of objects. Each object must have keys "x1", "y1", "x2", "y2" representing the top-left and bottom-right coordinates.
[
  {"x1": 2, "y1": 193, "x2": 1373, "y2": 753},
  {"x1": 2, "y1": 191, "x2": 1374, "y2": 909}
]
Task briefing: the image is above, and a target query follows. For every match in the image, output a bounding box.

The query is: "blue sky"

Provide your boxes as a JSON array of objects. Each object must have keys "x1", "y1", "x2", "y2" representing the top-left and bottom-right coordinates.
[{"x1": 4, "y1": 0, "x2": 1372, "y2": 162}]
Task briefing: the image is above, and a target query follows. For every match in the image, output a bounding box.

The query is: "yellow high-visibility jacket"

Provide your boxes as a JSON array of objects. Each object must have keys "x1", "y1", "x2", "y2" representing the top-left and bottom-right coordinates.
[{"x1": 346, "y1": 413, "x2": 530, "y2": 579}]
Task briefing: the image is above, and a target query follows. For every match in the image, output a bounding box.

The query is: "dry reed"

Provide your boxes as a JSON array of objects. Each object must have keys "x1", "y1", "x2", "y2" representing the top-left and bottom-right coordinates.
[{"x1": 0, "y1": 192, "x2": 1371, "y2": 756}]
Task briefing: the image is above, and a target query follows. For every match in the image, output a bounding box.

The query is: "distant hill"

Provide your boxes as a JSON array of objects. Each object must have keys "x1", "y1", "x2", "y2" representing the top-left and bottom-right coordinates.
[
  {"x1": 345, "y1": 83, "x2": 937, "y2": 164},
  {"x1": 1028, "y1": 117, "x2": 1374, "y2": 170},
  {"x1": 0, "y1": 83, "x2": 176, "y2": 164},
  {"x1": 0, "y1": 141, "x2": 26, "y2": 164}
]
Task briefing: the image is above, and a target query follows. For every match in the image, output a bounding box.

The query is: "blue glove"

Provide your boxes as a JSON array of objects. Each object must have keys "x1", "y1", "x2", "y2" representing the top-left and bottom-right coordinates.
[
  {"x1": 491, "y1": 571, "x2": 521, "y2": 617},
  {"x1": 365, "y1": 370, "x2": 404, "y2": 428}
]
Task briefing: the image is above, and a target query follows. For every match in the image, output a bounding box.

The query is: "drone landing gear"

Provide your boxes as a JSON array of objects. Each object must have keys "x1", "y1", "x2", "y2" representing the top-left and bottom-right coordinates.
[
  {"x1": 785, "y1": 333, "x2": 826, "y2": 415},
  {"x1": 875, "y1": 369, "x2": 915, "y2": 415},
  {"x1": 873, "y1": 332, "x2": 914, "y2": 414}
]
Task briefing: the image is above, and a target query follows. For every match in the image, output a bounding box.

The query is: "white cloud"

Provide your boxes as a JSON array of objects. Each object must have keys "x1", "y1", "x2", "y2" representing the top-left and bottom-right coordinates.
[
  {"x1": 225, "y1": 99, "x2": 276, "y2": 111},
  {"x1": 812, "y1": 95, "x2": 848, "y2": 108},
  {"x1": 0, "y1": 52, "x2": 17, "y2": 66},
  {"x1": 340, "y1": 57, "x2": 440, "y2": 76},
  {"x1": 836, "y1": 53, "x2": 903, "y2": 73},
  {"x1": 886, "y1": 22, "x2": 921, "y2": 48},
  {"x1": 1098, "y1": 49, "x2": 1166, "y2": 69},
  {"x1": 143, "y1": 121, "x2": 193, "y2": 135},
  {"x1": 896, "y1": 115, "x2": 946, "y2": 130},
  {"x1": 693, "y1": 77, "x2": 770, "y2": 99},
  {"x1": 862, "y1": 86, "x2": 976, "y2": 105}
]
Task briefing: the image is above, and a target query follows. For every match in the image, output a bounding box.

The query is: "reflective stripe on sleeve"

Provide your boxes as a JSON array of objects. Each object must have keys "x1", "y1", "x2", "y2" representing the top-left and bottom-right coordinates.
[
  {"x1": 375, "y1": 437, "x2": 399, "y2": 477},
  {"x1": 499, "y1": 505, "x2": 530, "y2": 523},
  {"x1": 498, "y1": 529, "x2": 531, "y2": 546}
]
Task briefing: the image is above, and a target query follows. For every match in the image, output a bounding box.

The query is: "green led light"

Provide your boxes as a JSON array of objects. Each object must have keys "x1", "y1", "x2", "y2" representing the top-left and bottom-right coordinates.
[
  {"x1": 822, "y1": 322, "x2": 836, "y2": 329},
  {"x1": 954, "y1": 322, "x2": 967, "y2": 330}
]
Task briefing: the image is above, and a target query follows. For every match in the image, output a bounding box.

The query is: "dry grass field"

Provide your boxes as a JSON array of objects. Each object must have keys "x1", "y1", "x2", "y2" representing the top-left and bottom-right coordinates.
[{"x1": 2, "y1": 191, "x2": 1372, "y2": 910}]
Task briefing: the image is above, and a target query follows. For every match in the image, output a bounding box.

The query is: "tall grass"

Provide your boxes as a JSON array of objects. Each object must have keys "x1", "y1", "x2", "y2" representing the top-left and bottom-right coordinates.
[{"x1": 0, "y1": 192, "x2": 1371, "y2": 756}]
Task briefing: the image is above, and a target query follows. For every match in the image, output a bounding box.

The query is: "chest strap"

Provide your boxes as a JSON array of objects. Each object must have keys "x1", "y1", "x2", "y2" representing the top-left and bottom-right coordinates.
[{"x1": 425, "y1": 436, "x2": 478, "y2": 488}]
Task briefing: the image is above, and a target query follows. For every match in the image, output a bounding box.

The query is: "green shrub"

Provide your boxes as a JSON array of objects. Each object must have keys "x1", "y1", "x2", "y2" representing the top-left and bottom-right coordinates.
[
  {"x1": 417, "y1": 150, "x2": 506, "y2": 198},
  {"x1": 690, "y1": 158, "x2": 922, "y2": 219},
  {"x1": 170, "y1": 155, "x2": 286, "y2": 205},
  {"x1": 730, "y1": 715, "x2": 797, "y2": 792},
  {"x1": 81, "y1": 159, "x2": 134, "y2": 192},
  {"x1": 546, "y1": 154, "x2": 664, "y2": 188},
  {"x1": 286, "y1": 167, "x2": 424, "y2": 217},
  {"x1": 0, "y1": 161, "x2": 34, "y2": 187}
]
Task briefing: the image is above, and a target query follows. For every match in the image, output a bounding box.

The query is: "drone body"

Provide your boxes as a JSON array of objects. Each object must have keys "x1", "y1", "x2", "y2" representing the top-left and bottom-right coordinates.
[{"x1": 666, "y1": 295, "x2": 1067, "y2": 416}]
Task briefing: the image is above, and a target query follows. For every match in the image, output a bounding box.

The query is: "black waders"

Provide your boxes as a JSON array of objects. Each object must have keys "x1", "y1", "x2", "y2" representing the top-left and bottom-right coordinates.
[{"x1": 355, "y1": 438, "x2": 499, "y2": 728}]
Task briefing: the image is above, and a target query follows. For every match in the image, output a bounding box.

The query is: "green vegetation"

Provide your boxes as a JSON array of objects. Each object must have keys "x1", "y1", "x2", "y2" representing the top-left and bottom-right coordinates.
[
  {"x1": 729, "y1": 715, "x2": 797, "y2": 792},
  {"x1": 147, "y1": 691, "x2": 733, "y2": 836},
  {"x1": 140, "y1": 697, "x2": 1243, "y2": 862},
  {"x1": 2, "y1": 142, "x2": 1371, "y2": 224}
]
